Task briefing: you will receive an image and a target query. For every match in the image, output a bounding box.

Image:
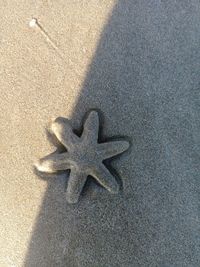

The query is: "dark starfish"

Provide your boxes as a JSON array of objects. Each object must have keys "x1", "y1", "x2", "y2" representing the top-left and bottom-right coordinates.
[{"x1": 36, "y1": 110, "x2": 130, "y2": 203}]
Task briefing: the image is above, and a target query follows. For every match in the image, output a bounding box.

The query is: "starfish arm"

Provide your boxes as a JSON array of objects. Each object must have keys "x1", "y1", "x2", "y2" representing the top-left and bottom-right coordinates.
[
  {"x1": 36, "y1": 152, "x2": 71, "y2": 173},
  {"x1": 81, "y1": 110, "x2": 99, "y2": 143},
  {"x1": 91, "y1": 164, "x2": 119, "y2": 194},
  {"x1": 97, "y1": 140, "x2": 130, "y2": 159},
  {"x1": 51, "y1": 117, "x2": 79, "y2": 149},
  {"x1": 66, "y1": 170, "x2": 87, "y2": 203}
]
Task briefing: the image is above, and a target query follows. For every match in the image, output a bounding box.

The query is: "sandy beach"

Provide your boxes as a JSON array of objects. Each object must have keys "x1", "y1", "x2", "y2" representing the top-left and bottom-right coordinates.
[{"x1": 0, "y1": 1, "x2": 200, "y2": 266}]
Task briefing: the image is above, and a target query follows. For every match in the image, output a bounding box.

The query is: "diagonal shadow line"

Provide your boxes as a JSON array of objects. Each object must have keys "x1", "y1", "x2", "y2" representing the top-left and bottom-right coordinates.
[
  {"x1": 23, "y1": 2, "x2": 156, "y2": 266},
  {"x1": 24, "y1": 0, "x2": 200, "y2": 266}
]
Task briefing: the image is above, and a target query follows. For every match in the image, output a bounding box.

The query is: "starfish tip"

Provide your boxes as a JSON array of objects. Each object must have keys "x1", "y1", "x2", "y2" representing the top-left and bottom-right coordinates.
[
  {"x1": 87, "y1": 110, "x2": 99, "y2": 121},
  {"x1": 89, "y1": 109, "x2": 99, "y2": 115},
  {"x1": 34, "y1": 160, "x2": 45, "y2": 172},
  {"x1": 66, "y1": 195, "x2": 79, "y2": 204},
  {"x1": 35, "y1": 159, "x2": 53, "y2": 173},
  {"x1": 122, "y1": 140, "x2": 130, "y2": 151},
  {"x1": 108, "y1": 182, "x2": 120, "y2": 194},
  {"x1": 51, "y1": 118, "x2": 60, "y2": 132}
]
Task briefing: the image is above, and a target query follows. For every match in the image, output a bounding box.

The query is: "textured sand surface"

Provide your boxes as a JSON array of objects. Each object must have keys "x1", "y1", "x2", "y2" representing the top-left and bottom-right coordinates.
[
  {"x1": 0, "y1": 1, "x2": 114, "y2": 266},
  {"x1": 0, "y1": 1, "x2": 200, "y2": 266}
]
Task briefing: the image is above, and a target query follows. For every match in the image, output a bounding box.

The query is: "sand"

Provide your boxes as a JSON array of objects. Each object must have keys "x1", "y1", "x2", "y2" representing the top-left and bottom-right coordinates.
[{"x1": 0, "y1": 1, "x2": 200, "y2": 266}]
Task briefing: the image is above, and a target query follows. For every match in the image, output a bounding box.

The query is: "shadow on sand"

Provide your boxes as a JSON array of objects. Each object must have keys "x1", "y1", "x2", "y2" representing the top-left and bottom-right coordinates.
[{"x1": 24, "y1": 1, "x2": 200, "y2": 266}]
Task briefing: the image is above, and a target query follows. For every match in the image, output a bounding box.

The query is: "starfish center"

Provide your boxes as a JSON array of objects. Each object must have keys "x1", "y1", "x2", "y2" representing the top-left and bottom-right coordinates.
[{"x1": 69, "y1": 142, "x2": 99, "y2": 170}]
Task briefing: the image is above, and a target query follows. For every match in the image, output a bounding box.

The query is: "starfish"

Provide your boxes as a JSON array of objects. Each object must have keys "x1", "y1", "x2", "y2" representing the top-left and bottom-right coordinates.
[{"x1": 36, "y1": 110, "x2": 130, "y2": 203}]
